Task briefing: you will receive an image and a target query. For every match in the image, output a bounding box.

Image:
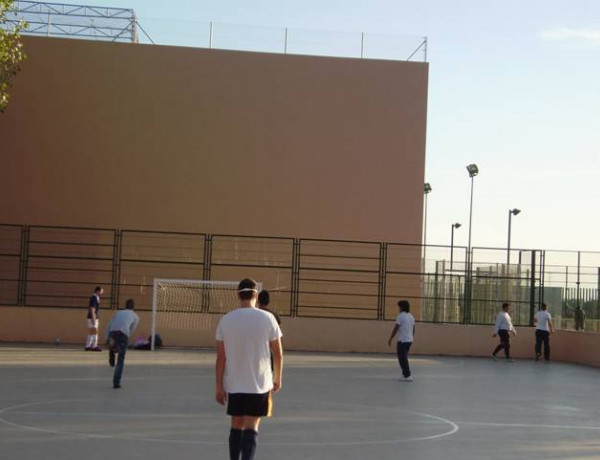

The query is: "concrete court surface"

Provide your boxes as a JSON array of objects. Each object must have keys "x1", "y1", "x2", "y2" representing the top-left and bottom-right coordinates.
[{"x1": 1, "y1": 344, "x2": 599, "y2": 460}]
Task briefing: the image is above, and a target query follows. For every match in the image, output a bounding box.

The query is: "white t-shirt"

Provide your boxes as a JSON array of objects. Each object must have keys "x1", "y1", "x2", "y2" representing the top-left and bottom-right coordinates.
[
  {"x1": 216, "y1": 306, "x2": 283, "y2": 394},
  {"x1": 535, "y1": 310, "x2": 552, "y2": 331},
  {"x1": 494, "y1": 311, "x2": 515, "y2": 334},
  {"x1": 395, "y1": 311, "x2": 415, "y2": 343}
]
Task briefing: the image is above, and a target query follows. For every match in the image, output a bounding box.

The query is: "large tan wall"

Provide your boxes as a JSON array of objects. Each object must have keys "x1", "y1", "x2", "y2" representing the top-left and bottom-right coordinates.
[
  {"x1": 0, "y1": 36, "x2": 428, "y2": 243},
  {"x1": 2, "y1": 306, "x2": 599, "y2": 368}
]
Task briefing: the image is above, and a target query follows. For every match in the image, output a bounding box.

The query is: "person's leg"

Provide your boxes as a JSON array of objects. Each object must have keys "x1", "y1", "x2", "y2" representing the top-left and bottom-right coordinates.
[
  {"x1": 112, "y1": 333, "x2": 128, "y2": 388},
  {"x1": 500, "y1": 331, "x2": 511, "y2": 359},
  {"x1": 492, "y1": 338, "x2": 504, "y2": 357},
  {"x1": 241, "y1": 417, "x2": 261, "y2": 460},
  {"x1": 229, "y1": 417, "x2": 244, "y2": 460},
  {"x1": 403, "y1": 342, "x2": 412, "y2": 378},
  {"x1": 542, "y1": 331, "x2": 550, "y2": 360},
  {"x1": 535, "y1": 330, "x2": 542, "y2": 360},
  {"x1": 397, "y1": 342, "x2": 410, "y2": 378}
]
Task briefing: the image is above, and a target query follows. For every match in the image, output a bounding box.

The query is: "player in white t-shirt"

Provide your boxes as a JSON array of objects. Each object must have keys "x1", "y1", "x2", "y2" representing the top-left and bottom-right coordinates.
[
  {"x1": 387, "y1": 300, "x2": 416, "y2": 382},
  {"x1": 491, "y1": 302, "x2": 517, "y2": 362},
  {"x1": 215, "y1": 278, "x2": 283, "y2": 460},
  {"x1": 534, "y1": 303, "x2": 554, "y2": 361}
]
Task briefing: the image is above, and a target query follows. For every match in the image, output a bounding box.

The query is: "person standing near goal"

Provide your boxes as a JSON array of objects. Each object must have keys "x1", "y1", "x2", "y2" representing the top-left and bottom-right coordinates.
[
  {"x1": 534, "y1": 303, "x2": 554, "y2": 361},
  {"x1": 215, "y1": 278, "x2": 283, "y2": 460},
  {"x1": 85, "y1": 286, "x2": 103, "y2": 351},
  {"x1": 387, "y1": 300, "x2": 416, "y2": 382},
  {"x1": 491, "y1": 302, "x2": 517, "y2": 362}
]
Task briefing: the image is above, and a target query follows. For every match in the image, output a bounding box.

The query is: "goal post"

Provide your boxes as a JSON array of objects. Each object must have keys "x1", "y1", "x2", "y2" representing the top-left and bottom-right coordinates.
[{"x1": 151, "y1": 278, "x2": 262, "y2": 350}]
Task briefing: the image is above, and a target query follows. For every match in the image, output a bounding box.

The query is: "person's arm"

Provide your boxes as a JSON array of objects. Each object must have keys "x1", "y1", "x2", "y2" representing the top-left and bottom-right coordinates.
[
  {"x1": 388, "y1": 324, "x2": 399, "y2": 346},
  {"x1": 129, "y1": 314, "x2": 140, "y2": 336},
  {"x1": 269, "y1": 338, "x2": 283, "y2": 392},
  {"x1": 215, "y1": 340, "x2": 227, "y2": 405},
  {"x1": 548, "y1": 317, "x2": 554, "y2": 334},
  {"x1": 105, "y1": 316, "x2": 113, "y2": 342},
  {"x1": 509, "y1": 316, "x2": 517, "y2": 336},
  {"x1": 492, "y1": 313, "x2": 501, "y2": 336}
]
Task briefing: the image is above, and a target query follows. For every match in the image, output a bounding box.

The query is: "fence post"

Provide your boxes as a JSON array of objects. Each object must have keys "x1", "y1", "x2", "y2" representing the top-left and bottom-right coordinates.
[
  {"x1": 377, "y1": 243, "x2": 387, "y2": 320},
  {"x1": 290, "y1": 238, "x2": 300, "y2": 317},
  {"x1": 529, "y1": 250, "x2": 536, "y2": 326},
  {"x1": 110, "y1": 229, "x2": 122, "y2": 310}
]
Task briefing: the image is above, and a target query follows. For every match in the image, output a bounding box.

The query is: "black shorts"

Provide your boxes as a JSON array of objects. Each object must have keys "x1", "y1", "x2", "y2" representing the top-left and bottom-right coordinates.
[{"x1": 227, "y1": 392, "x2": 272, "y2": 417}]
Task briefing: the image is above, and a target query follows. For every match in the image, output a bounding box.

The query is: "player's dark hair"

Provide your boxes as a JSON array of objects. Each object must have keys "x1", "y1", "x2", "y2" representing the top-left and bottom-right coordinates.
[
  {"x1": 397, "y1": 300, "x2": 410, "y2": 312},
  {"x1": 94, "y1": 286, "x2": 102, "y2": 293},
  {"x1": 258, "y1": 290, "x2": 270, "y2": 307},
  {"x1": 502, "y1": 302, "x2": 510, "y2": 310},
  {"x1": 541, "y1": 303, "x2": 547, "y2": 310},
  {"x1": 125, "y1": 299, "x2": 135, "y2": 310},
  {"x1": 238, "y1": 278, "x2": 258, "y2": 300}
]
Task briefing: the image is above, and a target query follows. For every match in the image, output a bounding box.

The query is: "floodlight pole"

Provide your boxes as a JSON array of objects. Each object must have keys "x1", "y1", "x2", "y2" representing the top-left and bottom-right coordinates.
[
  {"x1": 465, "y1": 164, "x2": 479, "y2": 324},
  {"x1": 450, "y1": 223, "x2": 461, "y2": 272},
  {"x1": 423, "y1": 183, "x2": 432, "y2": 272},
  {"x1": 507, "y1": 208, "x2": 521, "y2": 267}
]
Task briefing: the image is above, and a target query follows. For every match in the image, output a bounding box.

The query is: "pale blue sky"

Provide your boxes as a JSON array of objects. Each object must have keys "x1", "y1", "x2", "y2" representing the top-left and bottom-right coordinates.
[{"x1": 38, "y1": 0, "x2": 600, "y2": 252}]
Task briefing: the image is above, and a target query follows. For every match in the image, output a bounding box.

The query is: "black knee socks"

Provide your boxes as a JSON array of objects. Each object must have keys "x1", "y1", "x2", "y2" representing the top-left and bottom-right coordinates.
[
  {"x1": 229, "y1": 428, "x2": 242, "y2": 460},
  {"x1": 241, "y1": 429, "x2": 258, "y2": 460}
]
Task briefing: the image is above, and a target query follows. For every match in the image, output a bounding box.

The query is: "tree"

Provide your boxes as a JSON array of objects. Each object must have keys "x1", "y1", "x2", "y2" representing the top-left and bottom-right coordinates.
[{"x1": 0, "y1": 0, "x2": 27, "y2": 113}]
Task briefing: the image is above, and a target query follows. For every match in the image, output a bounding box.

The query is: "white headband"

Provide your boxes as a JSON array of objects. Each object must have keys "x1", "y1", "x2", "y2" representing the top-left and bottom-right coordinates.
[{"x1": 238, "y1": 288, "x2": 257, "y2": 292}]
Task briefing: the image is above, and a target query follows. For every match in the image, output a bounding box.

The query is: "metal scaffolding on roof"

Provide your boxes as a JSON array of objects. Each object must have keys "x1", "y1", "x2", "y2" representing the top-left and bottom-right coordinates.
[{"x1": 9, "y1": 1, "x2": 138, "y2": 43}]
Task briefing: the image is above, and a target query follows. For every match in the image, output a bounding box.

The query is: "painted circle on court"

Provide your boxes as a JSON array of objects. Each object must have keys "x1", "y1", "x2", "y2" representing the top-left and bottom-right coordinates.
[{"x1": 0, "y1": 397, "x2": 459, "y2": 446}]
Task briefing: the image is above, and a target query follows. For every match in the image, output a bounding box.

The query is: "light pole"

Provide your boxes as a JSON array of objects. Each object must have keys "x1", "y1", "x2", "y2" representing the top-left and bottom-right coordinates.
[
  {"x1": 450, "y1": 223, "x2": 462, "y2": 271},
  {"x1": 423, "y1": 182, "x2": 432, "y2": 271},
  {"x1": 465, "y1": 164, "x2": 479, "y2": 324},
  {"x1": 507, "y1": 208, "x2": 521, "y2": 266}
]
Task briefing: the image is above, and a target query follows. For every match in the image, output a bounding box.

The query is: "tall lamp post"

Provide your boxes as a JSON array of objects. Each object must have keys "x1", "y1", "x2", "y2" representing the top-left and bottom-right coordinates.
[
  {"x1": 450, "y1": 223, "x2": 462, "y2": 271},
  {"x1": 465, "y1": 164, "x2": 479, "y2": 324},
  {"x1": 507, "y1": 208, "x2": 521, "y2": 266},
  {"x1": 423, "y1": 182, "x2": 432, "y2": 270}
]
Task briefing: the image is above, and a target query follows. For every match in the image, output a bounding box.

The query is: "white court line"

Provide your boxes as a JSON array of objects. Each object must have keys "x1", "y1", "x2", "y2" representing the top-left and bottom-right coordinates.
[
  {"x1": 455, "y1": 421, "x2": 600, "y2": 431},
  {"x1": 0, "y1": 397, "x2": 459, "y2": 446}
]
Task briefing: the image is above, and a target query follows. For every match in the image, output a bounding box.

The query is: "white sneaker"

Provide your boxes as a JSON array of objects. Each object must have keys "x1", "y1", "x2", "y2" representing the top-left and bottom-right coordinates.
[
  {"x1": 506, "y1": 358, "x2": 515, "y2": 363},
  {"x1": 491, "y1": 354, "x2": 498, "y2": 361},
  {"x1": 400, "y1": 376, "x2": 413, "y2": 382}
]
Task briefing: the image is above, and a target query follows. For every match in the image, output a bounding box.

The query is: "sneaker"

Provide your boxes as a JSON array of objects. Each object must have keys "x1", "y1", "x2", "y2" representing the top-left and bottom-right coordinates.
[
  {"x1": 92, "y1": 347, "x2": 102, "y2": 352},
  {"x1": 535, "y1": 353, "x2": 541, "y2": 362},
  {"x1": 491, "y1": 354, "x2": 498, "y2": 361},
  {"x1": 506, "y1": 358, "x2": 515, "y2": 363},
  {"x1": 113, "y1": 383, "x2": 121, "y2": 389},
  {"x1": 400, "y1": 376, "x2": 413, "y2": 382},
  {"x1": 84, "y1": 347, "x2": 92, "y2": 351},
  {"x1": 108, "y1": 351, "x2": 115, "y2": 367}
]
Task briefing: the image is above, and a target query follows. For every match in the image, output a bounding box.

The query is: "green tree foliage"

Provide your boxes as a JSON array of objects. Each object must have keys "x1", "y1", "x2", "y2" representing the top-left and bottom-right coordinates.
[{"x1": 0, "y1": 0, "x2": 27, "y2": 113}]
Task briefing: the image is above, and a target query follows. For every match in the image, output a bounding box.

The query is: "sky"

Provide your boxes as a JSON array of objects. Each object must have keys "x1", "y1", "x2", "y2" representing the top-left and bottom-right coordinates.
[{"x1": 26, "y1": 0, "x2": 600, "y2": 253}]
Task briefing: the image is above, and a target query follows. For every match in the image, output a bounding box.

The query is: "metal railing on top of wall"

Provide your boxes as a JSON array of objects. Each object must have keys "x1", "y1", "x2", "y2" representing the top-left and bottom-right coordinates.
[{"x1": 0, "y1": 223, "x2": 598, "y2": 331}]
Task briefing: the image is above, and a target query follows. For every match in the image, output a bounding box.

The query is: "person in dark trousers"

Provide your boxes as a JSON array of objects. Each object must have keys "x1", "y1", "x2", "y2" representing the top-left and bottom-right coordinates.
[
  {"x1": 216, "y1": 278, "x2": 283, "y2": 460},
  {"x1": 534, "y1": 303, "x2": 554, "y2": 361},
  {"x1": 258, "y1": 290, "x2": 282, "y2": 372},
  {"x1": 106, "y1": 299, "x2": 139, "y2": 389},
  {"x1": 387, "y1": 300, "x2": 416, "y2": 382},
  {"x1": 492, "y1": 302, "x2": 517, "y2": 362},
  {"x1": 85, "y1": 286, "x2": 103, "y2": 351}
]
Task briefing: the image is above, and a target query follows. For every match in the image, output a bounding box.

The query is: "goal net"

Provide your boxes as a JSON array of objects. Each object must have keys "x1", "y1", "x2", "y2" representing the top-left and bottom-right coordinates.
[{"x1": 151, "y1": 278, "x2": 262, "y2": 350}]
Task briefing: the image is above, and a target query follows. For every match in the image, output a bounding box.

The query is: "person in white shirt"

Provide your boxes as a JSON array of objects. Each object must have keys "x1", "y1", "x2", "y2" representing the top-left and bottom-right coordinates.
[
  {"x1": 215, "y1": 278, "x2": 283, "y2": 460},
  {"x1": 105, "y1": 299, "x2": 139, "y2": 389},
  {"x1": 387, "y1": 300, "x2": 416, "y2": 382},
  {"x1": 534, "y1": 303, "x2": 554, "y2": 361},
  {"x1": 492, "y1": 302, "x2": 517, "y2": 362}
]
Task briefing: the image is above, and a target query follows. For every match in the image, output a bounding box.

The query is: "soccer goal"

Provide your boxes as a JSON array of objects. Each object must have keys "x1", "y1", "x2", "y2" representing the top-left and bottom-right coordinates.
[{"x1": 150, "y1": 278, "x2": 262, "y2": 350}]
